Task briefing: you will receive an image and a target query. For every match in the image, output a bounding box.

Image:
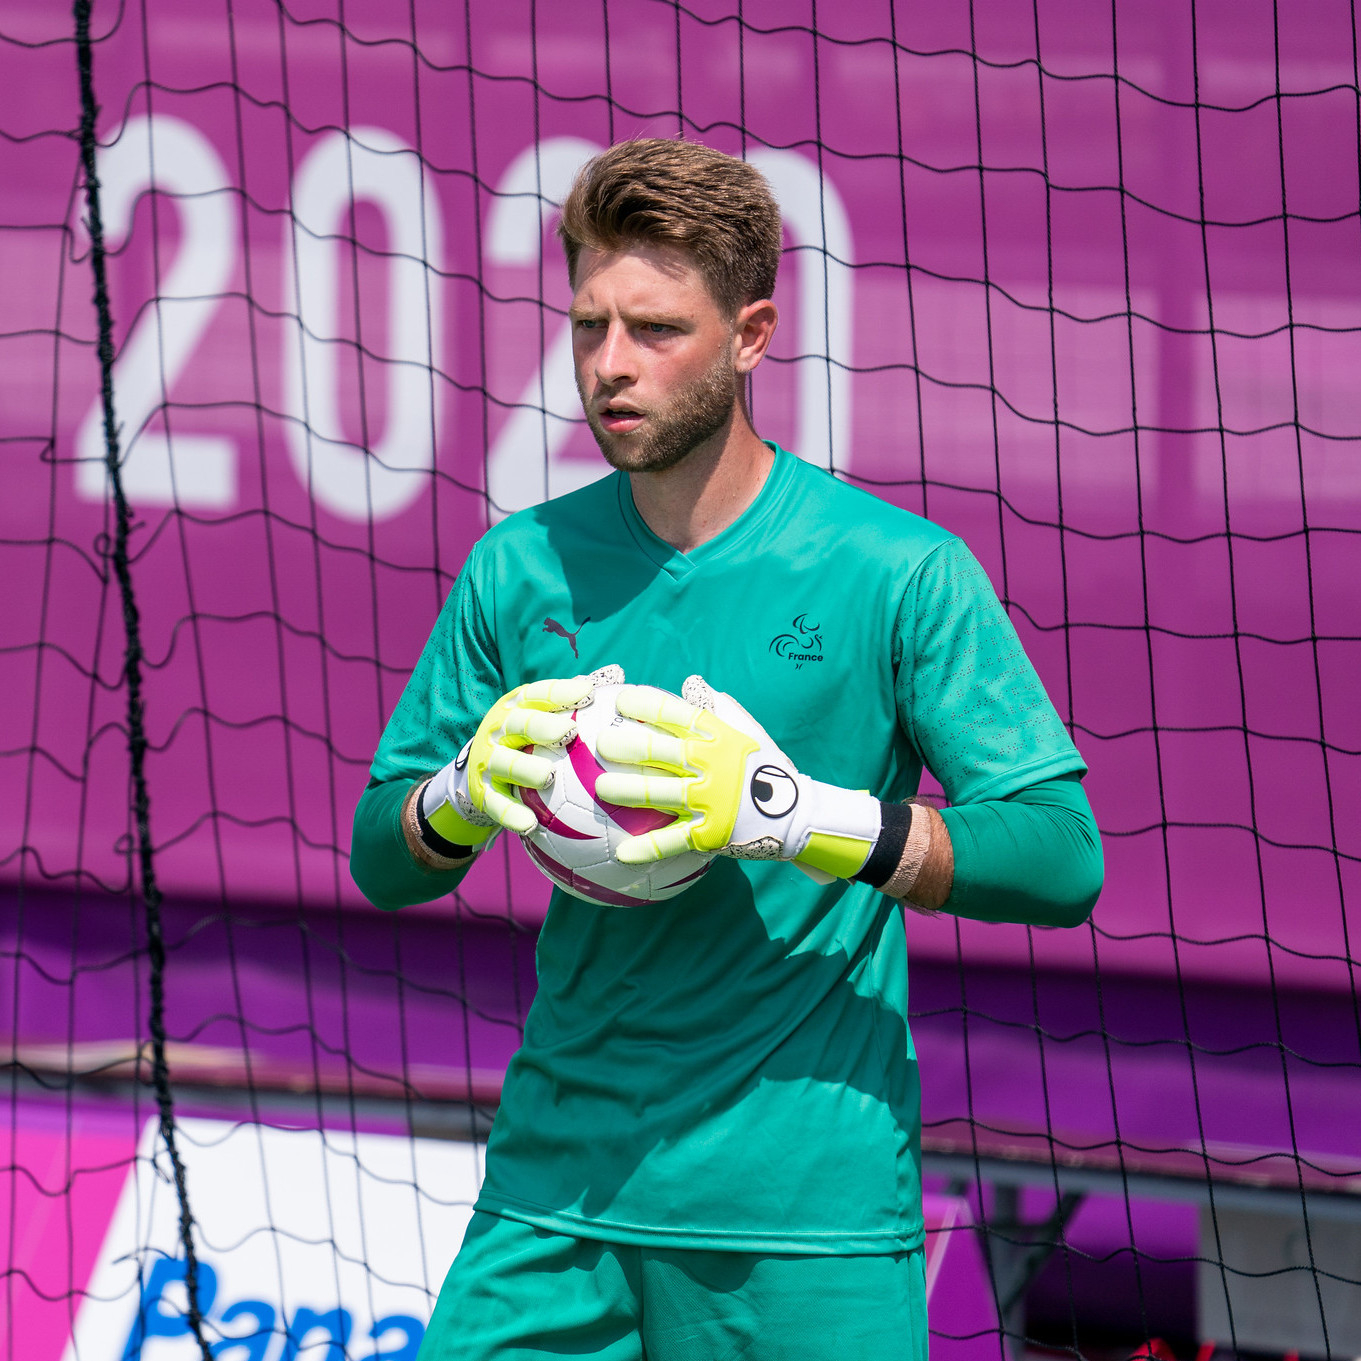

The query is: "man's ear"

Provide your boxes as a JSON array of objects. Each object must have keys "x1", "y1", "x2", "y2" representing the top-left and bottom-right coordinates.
[{"x1": 733, "y1": 298, "x2": 779, "y2": 375}]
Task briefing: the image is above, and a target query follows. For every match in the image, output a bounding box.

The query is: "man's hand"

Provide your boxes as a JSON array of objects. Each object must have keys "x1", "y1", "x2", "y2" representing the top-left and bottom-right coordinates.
[
  {"x1": 421, "y1": 666, "x2": 623, "y2": 847},
  {"x1": 594, "y1": 675, "x2": 882, "y2": 880}
]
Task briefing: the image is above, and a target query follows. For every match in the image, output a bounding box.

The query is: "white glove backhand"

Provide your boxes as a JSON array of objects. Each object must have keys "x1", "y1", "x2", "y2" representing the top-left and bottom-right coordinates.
[{"x1": 593, "y1": 674, "x2": 881, "y2": 877}]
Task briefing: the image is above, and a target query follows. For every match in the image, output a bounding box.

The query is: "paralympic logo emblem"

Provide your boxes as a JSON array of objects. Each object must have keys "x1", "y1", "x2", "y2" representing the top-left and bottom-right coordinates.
[{"x1": 768, "y1": 614, "x2": 824, "y2": 669}]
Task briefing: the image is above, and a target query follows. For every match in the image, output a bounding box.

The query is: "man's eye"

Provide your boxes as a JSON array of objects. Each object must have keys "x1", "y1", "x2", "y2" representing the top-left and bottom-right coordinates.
[
  {"x1": 646, "y1": 323, "x2": 671, "y2": 334},
  {"x1": 575, "y1": 318, "x2": 600, "y2": 330}
]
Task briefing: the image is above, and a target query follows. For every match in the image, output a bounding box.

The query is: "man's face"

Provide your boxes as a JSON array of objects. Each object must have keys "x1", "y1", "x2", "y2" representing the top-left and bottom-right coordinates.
[{"x1": 569, "y1": 243, "x2": 740, "y2": 473}]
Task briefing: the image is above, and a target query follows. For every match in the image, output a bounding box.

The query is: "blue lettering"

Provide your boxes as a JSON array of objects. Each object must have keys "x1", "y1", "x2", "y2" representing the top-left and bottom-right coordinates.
[
  {"x1": 122, "y1": 1256, "x2": 219, "y2": 1359},
  {"x1": 211, "y1": 1299, "x2": 277, "y2": 1361},
  {"x1": 120, "y1": 1265, "x2": 418, "y2": 1361},
  {"x1": 369, "y1": 1314, "x2": 424, "y2": 1361},
  {"x1": 281, "y1": 1306, "x2": 353, "y2": 1361}
]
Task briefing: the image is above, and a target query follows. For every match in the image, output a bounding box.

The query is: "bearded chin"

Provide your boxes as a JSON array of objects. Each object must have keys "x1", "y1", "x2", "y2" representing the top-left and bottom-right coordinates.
[{"x1": 582, "y1": 357, "x2": 738, "y2": 473}]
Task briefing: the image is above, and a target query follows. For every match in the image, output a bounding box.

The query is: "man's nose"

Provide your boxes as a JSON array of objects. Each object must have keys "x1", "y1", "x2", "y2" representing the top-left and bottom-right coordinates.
[{"x1": 594, "y1": 320, "x2": 636, "y2": 387}]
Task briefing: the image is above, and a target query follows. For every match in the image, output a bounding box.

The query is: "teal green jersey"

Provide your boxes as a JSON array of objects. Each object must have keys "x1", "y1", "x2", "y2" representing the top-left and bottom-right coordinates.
[{"x1": 369, "y1": 444, "x2": 1085, "y2": 1254}]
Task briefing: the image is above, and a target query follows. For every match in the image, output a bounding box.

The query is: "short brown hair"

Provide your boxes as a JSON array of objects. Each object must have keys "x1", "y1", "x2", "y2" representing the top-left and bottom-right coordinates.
[{"x1": 558, "y1": 138, "x2": 782, "y2": 316}]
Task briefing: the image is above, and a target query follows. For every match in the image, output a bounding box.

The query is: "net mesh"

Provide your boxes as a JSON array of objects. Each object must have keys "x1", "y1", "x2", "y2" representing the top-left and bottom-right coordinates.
[{"x1": 1, "y1": 1, "x2": 1358, "y2": 1358}]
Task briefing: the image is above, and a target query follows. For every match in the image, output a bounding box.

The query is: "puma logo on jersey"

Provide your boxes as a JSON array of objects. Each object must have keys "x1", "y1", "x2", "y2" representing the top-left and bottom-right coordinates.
[{"x1": 543, "y1": 616, "x2": 589, "y2": 658}]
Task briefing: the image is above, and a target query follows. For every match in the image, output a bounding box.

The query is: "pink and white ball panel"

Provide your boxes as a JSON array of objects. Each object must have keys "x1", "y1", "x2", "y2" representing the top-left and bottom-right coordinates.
[{"x1": 520, "y1": 684, "x2": 712, "y2": 907}]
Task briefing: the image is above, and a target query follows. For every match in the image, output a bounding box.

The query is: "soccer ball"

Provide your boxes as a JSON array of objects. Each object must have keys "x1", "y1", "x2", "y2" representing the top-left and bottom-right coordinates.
[{"x1": 519, "y1": 683, "x2": 713, "y2": 907}]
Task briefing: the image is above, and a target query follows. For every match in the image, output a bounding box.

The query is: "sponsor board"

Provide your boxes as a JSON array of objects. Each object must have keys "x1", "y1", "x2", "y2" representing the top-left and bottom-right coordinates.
[
  {"x1": 63, "y1": 1117, "x2": 481, "y2": 1361},
  {"x1": 10, "y1": 1103, "x2": 997, "y2": 1359}
]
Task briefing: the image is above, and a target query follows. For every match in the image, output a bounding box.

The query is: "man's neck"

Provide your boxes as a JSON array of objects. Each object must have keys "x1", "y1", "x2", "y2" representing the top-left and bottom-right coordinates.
[{"x1": 627, "y1": 415, "x2": 775, "y2": 554}]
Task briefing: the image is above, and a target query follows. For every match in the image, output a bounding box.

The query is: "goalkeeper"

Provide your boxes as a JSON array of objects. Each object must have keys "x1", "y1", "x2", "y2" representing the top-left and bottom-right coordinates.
[{"x1": 352, "y1": 138, "x2": 1103, "y2": 1361}]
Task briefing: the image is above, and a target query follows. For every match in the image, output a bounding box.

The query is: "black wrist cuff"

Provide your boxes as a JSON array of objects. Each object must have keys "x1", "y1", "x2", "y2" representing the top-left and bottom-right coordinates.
[
  {"x1": 852, "y1": 800, "x2": 912, "y2": 888},
  {"x1": 415, "y1": 785, "x2": 474, "y2": 860}
]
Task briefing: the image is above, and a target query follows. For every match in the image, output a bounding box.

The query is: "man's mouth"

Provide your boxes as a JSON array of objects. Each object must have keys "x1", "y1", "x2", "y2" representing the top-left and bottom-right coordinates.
[{"x1": 598, "y1": 402, "x2": 645, "y2": 434}]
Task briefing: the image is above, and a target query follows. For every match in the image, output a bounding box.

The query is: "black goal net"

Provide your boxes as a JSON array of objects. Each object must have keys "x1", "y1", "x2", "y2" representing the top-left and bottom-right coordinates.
[{"x1": 1, "y1": 2, "x2": 1357, "y2": 1358}]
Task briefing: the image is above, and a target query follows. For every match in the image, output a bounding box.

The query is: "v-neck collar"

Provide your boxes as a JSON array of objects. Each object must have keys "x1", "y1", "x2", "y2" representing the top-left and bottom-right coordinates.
[{"x1": 615, "y1": 441, "x2": 796, "y2": 580}]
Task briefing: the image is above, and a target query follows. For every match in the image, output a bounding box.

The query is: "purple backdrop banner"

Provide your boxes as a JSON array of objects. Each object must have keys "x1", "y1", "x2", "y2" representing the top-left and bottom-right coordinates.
[{"x1": 1, "y1": 0, "x2": 1356, "y2": 989}]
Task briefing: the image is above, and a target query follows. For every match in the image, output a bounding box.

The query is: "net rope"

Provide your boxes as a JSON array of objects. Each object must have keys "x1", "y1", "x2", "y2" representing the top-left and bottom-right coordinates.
[{"x1": 71, "y1": 4, "x2": 213, "y2": 1355}]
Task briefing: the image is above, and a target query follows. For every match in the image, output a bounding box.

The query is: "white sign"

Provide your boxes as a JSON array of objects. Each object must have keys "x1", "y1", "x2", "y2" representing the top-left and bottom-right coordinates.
[{"x1": 65, "y1": 1117, "x2": 483, "y2": 1361}]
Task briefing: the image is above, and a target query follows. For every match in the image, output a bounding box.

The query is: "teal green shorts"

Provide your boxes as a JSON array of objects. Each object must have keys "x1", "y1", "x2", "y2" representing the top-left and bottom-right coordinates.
[{"x1": 417, "y1": 1211, "x2": 929, "y2": 1361}]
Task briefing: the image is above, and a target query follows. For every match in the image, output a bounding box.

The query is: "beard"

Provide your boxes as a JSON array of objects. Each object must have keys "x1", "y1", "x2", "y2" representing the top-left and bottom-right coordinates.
[{"x1": 579, "y1": 352, "x2": 739, "y2": 474}]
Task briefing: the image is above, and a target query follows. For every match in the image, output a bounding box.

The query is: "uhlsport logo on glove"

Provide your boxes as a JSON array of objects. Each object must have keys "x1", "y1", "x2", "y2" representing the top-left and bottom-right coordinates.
[
  {"x1": 768, "y1": 613, "x2": 823, "y2": 669},
  {"x1": 751, "y1": 765, "x2": 799, "y2": 817}
]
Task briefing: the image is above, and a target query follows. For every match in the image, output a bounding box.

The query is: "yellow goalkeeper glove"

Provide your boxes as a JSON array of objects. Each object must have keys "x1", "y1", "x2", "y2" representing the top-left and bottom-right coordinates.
[
  {"x1": 420, "y1": 665, "x2": 623, "y2": 848},
  {"x1": 593, "y1": 674, "x2": 883, "y2": 882}
]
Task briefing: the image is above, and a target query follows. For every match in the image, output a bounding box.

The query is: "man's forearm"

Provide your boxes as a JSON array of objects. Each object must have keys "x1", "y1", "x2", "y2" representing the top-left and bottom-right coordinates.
[
  {"x1": 872, "y1": 774, "x2": 1101, "y2": 926},
  {"x1": 903, "y1": 803, "x2": 954, "y2": 913}
]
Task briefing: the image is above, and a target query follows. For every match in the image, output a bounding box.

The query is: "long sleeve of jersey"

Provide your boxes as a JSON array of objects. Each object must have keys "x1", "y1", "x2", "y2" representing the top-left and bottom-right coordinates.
[
  {"x1": 887, "y1": 536, "x2": 1098, "y2": 927},
  {"x1": 938, "y1": 772, "x2": 1102, "y2": 927},
  {"x1": 351, "y1": 550, "x2": 505, "y2": 913}
]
